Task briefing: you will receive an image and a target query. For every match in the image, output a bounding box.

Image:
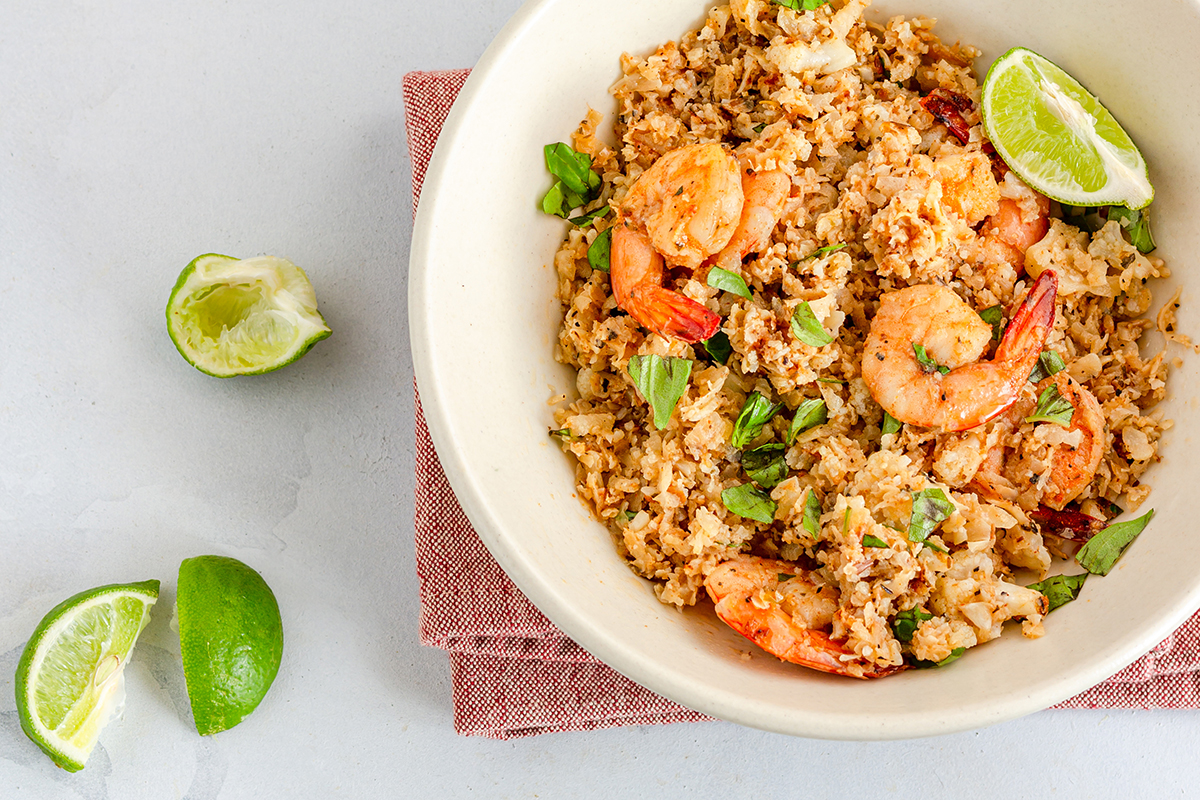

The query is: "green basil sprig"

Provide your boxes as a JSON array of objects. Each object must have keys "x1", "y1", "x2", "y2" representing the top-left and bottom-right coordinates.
[
  {"x1": 908, "y1": 488, "x2": 954, "y2": 552},
  {"x1": 587, "y1": 227, "x2": 612, "y2": 272},
  {"x1": 881, "y1": 411, "x2": 901, "y2": 436},
  {"x1": 802, "y1": 490, "x2": 821, "y2": 538},
  {"x1": 1028, "y1": 350, "x2": 1066, "y2": 383},
  {"x1": 701, "y1": 331, "x2": 732, "y2": 364},
  {"x1": 742, "y1": 443, "x2": 788, "y2": 489},
  {"x1": 1027, "y1": 573, "x2": 1088, "y2": 613},
  {"x1": 912, "y1": 343, "x2": 949, "y2": 375},
  {"x1": 541, "y1": 143, "x2": 601, "y2": 218},
  {"x1": 1107, "y1": 205, "x2": 1156, "y2": 253},
  {"x1": 862, "y1": 533, "x2": 888, "y2": 548},
  {"x1": 787, "y1": 398, "x2": 827, "y2": 445},
  {"x1": 1076, "y1": 509, "x2": 1155, "y2": 576},
  {"x1": 732, "y1": 392, "x2": 783, "y2": 448},
  {"x1": 790, "y1": 300, "x2": 834, "y2": 347},
  {"x1": 707, "y1": 267, "x2": 752, "y2": 299},
  {"x1": 1025, "y1": 383, "x2": 1075, "y2": 427},
  {"x1": 978, "y1": 305, "x2": 1004, "y2": 342},
  {"x1": 892, "y1": 607, "x2": 932, "y2": 643},
  {"x1": 627, "y1": 354, "x2": 692, "y2": 430},
  {"x1": 721, "y1": 483, "x2": 777, "y2": 524}
]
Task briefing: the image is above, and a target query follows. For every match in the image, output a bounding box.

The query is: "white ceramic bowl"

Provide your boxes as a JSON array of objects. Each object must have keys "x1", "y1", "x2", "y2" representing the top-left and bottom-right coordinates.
[{"x1": 410, "y1": 0, "x2": 1200, "y2": 738}]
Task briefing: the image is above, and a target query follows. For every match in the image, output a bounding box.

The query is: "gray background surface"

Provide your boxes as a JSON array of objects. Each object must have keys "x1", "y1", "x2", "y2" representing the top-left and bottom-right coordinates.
[{"x1": 1, "y1": 1, "x2": 1196, "y2": 797}]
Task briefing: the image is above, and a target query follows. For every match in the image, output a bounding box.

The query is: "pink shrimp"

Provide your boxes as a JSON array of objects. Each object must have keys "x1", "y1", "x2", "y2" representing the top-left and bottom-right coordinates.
[
  {"x1": 862, "y1": 269, "x2": 1059, "y2": 432},
  {"x1": 705, "y1": 556, "x2": 904, "y2": 679}
]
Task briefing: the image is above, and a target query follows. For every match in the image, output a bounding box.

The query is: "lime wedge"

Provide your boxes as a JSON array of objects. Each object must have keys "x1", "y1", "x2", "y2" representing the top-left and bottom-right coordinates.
[
  {"x1": 15, "y1": 581, "x2": 160, "y2": 772},
  {"x1": 981, "y1": 47, "x2": 1153, "y2": 209},
  {"x1": 166, "y1": 254, "x2": 331, "y2": 377},
  {"x1": 177, "y1": 556, "x2": 283, "y2": 735}
]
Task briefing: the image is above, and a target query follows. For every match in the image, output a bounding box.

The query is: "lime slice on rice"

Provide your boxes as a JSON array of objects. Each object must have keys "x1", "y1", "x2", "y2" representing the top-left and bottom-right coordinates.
[
  {"x1": 981, "y1": 47, "x2": 1153, "y2": 209},
  {"x1": 166, "y1": 254, "x2": 331, "y2": 377},
  {"x1": 177, "y1": 555, "x2": 283, "y2": 736},
  {"x1": 15, "y1": 580, "x2": 159, "y2": 772}
]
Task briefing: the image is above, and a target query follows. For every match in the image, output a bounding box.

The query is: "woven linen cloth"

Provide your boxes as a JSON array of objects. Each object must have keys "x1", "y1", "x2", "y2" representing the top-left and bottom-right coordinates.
[{"x1": 402, "y1": 68, "x2": 1200, "y2": 738}]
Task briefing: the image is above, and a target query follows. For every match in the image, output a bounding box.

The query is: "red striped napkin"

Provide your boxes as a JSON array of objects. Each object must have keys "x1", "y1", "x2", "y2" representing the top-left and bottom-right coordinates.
[{"x1": 403, "y1": 68, "x2": 1200, "y2": 739}]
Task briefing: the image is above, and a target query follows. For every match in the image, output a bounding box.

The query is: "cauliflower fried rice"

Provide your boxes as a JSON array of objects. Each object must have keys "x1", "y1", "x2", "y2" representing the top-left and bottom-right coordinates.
[{"x1": 549, "y1": 0, "x2": 1183, "y2": 673}]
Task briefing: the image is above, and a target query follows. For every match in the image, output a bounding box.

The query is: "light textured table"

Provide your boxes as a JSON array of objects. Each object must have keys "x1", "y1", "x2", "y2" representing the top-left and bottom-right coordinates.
[{"x1": 2, "y1": 1, "x2": 1198, "y2": 797}]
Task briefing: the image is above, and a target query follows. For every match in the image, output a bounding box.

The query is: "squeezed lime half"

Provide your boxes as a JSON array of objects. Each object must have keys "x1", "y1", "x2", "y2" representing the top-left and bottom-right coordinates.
[
  {"x1": 15, "y1": 581, "x2": 160, "y2": 772},
  {"x1": 166, "y1": 254, "x2": 331, "y2": 377},
  {"x1": 981, "y1": 47, "x2": 1153, "y2": 209}
]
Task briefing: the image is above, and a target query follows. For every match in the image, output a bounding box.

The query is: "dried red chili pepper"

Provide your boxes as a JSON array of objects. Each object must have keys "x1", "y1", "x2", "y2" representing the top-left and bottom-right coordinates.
[{"x1": 920, "y1": 88, "x2": 974, "y2": 144}]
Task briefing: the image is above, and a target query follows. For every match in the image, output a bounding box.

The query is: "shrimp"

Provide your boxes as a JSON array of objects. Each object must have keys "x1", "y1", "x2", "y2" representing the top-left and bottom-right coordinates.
[
  {"x1": 611, "y1": 143, "x2": 788, "y2": 342},
  {"x1": 979, "y1": 173, "x2": 1051, "y2": 270},
  {"x1": 705, "y1": 556, "x2": 903, "y2": 679},
  {"x1": 862, "y1": 269, "x2": 1058, "y2": 432},
  {"x1": 610, "y1": 224, "x2": 722, "y2": 343},
  {"x1": 711, "y1": 168, "x2": 790, "y2": 270}
]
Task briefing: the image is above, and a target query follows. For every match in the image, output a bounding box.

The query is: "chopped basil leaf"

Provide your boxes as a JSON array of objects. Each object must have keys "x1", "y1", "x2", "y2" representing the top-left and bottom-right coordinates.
[
  {"x1": 742, "y1": 443, "x2": 788, "y2": 489},
  {"x1": 881, "y1": 410, "x2": 901, "y2": 436},
  {"x1": 798, "y1": 242, "x2": 847, "y2": 262},
  {"x1": 721, "y1": 483, "x2": 777, "y2": 524},
  {"x1": 732, "y1": 391, "x2": 783, "y2": 448},
  {"x1": 978, "y1": 305, "x2": 1004, "y2": 342},
  {"x1": 587, "y1": 226, "x2": 612, "y2": 272},
  {"x1": 1028, "y1": 350, "x2": 1066, "y2": 383},
  {"x1": 1027, "y1": 573, "x2": 1088, "y2": 613},
  {"x1": 892, "y1": 608, "x2": 932, "y2": 643},
  {"x1": 541, "y1": 182, "x2": 568, "y2": 217},
  {"x1": 701, "y1": 330, "x2": 732, "y2": 364},
  {"x1": 787, "y1": 398, "x2": 827, "y2": 444},
  {"x1": 1060, "y1": 203, "x2": 1108, "y2": 234},
  {"x1": 543, "y1": 142, "x2": 600, "y2": 197},
  {"x1": 802, "y1": 489, "x2": 821, "y2": 537},
  {"x1": 862, "y1": 533, "x2": 889, "y2": 548},
  {"x1": 753, "y1": 123, "x2": 767, "y2": 133},
  {"x1": 908, "y1": 488, "x2": 955, "y2": 548},
  {"x1": 816, "y1": 377, "x2": 845, "y2": 384},
  {"x1": 627, "y1": 354, "x2": 692, "y2": 430},
  {"x1": 773, "y1": 0, "x2": 831, "y2": 9},
  {"x1": 568, "y1": 204, "x2": 610, "y2": 227},
  {"x1": 912, "y1": 343, "x2": 949, "y2": 375},
  {"x1": 936, "y1": 647, "x2": 967, "y2": 667},
  {"x1": 707, "y1": 267, "x2": 752, "y2": 299},
  {"x1": 1025, "y1": 383, "x2": 1075, "y2": 427},
  {"x1": 843, "y1": 507, "x2": 851, "y2": 535},
  {"x1": 776, "y1": 573, "x2": 793, "y2": 582},
  {"x1": 549, "y1": 428, "x2": 571, "y2": 439},
  {"x1": 622, "y1": 509, "x2": 637, "y2": 520},
  {"x1": 1107, "y1": 205, "x2": 1156, "y2": 253},
  {"x1": 790, "y1": 301, "x2": 834, "y2": 347},
  {"x1": 1076, "y1": 509, "x2": 1155, "y2": 576}
]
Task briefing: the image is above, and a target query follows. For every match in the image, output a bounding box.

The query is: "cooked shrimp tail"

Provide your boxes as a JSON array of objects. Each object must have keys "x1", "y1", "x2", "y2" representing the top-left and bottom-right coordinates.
[
  {"x1": 611, "y1": 224, "x2": 721, "y2": 343},
  {"x1": 862, "y1": 269, "x2": 1058, "y2": 432},
  {"x1": 712, "y1": 169, "x2": 790, "y2": 270},
  {"x1": 705, "y1": 556, "x2": 904, "y2": 679}
]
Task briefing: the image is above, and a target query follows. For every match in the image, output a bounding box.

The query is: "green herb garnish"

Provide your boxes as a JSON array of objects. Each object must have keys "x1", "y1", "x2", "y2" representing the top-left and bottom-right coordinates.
[
  {"x1": 568, "y1": 204, "x2": 610, "y2": 227},
  {"x1": 787, "y1": 398, "x2": 827, "y2": 445},
  {"x1": 1028, "y1": 350, "x2": 1066, "y2": 383},
  {"x1": 622, "y1": 510, "x2": 637, "y2": 521},
  {"x1": 934, "y1": 647, "x2": 967, "y2": 667},
  {"x1": 541, "y1": 143, "x2": 601, "y2": 217},
  {"x1": 742, "y1": 443, "x2": 788, "y2": 489},
  {"x1": 892, "y1": 607, "x2": 933, "y2": 643},
  {"x1": 549, "y1": 428, "x2": 571, "y2": 439},
  {"x1": 862, "y1": 534, "x2": 888, "y2": 548},
  {"x1": 627, "y1": 354, "x2": 692, "y2": 430},
  {"x1": 816, "y1": 377, "x2": 845, "y2": 384},
  {"x1": 771, "y1": 0, "x2": 831, "y2": 9},
  {"x1": 1107, "y1": 205, "x2": 1156, "y2": 253},
  {"x1": 753, "y1": 123, "x2": 767, "y2": 133},
  {"x1": 721, "y1": 483, "x2": 778, "y2": 524},
  {"x1": 908, "y1": 488, "x2": 955, "y2": 550},
  {"x1": 701, "y1": 330, "x2": 732, "y2": 364},
  {"x1": 802, "y1": 489, "x2": 821, "y2": 537},
  {"x1": 1076, "y1": 509, "x2": 1155, "y2": 576},
  {"x1": 881, "y1": 411, "x2": 901, "y2": 436},
  {"x1": 912, "y1": 343, "x2": 950, "y2": 375},
  {"x1": 1025, "y1": 383, "x2": 1075, "y2": 427},
  {"x1": 706, "y1": 267, "x2": 752, "y2": 299},
  {"x1": 798, "y1": 242, "x2": 847, "y2": 262},
  {"x1": 978, "y1": 305, "x2": 1004, "y2": 342},
  {"x1": 587, "y1": 227, "x2": 612, "y2": 272},
  {"x1": 790, "y1": 301, "x2": 834, "y2": 347},
  {"x1": 843, "y1": 507, "x2": 851, "y2": 535},
  {"x1": 1027, "y1": 573, "x2": 1088, "y2": 613},
  {"x1": 732, "y1": 392, "x2": 783, "y2": 448}
]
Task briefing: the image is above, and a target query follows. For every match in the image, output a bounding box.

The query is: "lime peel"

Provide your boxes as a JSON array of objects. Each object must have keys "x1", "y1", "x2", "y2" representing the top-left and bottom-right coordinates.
[
  {"x1": 981, "y1": 47, "x2": 1153, "y2": 209},
  {"x1": 15, "y1": 581, "x2": 160, "y2": 772},
  {"x1": 166, "y1": 254, "x2": 331, "y2": 377}
]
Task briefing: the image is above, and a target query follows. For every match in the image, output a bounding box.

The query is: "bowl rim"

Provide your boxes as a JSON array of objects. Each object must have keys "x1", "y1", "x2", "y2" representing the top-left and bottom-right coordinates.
[{"x1": 409, "y1": 0, "x2": 1200, "y2": 738}]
